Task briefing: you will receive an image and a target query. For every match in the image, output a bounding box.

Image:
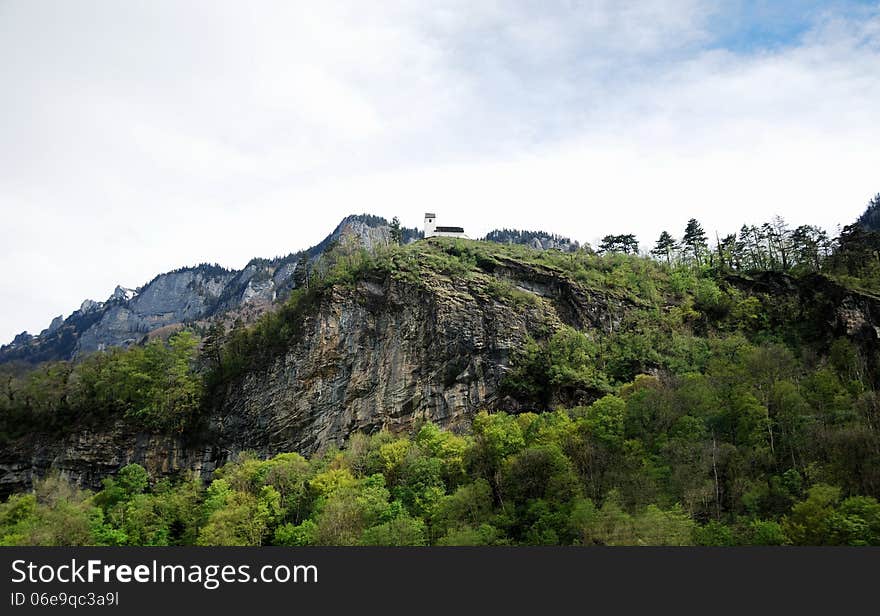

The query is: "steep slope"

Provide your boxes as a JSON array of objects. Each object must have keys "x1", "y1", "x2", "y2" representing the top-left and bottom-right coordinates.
[
  {"x1": 4, "y1": 237, "x2": 880, "y2": 500},
  {"x1": 210, "y1": 256, "x2": 605, "y2": 456},
  {"x1": 0, "y1": 215, "x2": 420, "y2": 365},
  {"x1": 0, "y1": 239, "x2": 628, "y2": 494}
]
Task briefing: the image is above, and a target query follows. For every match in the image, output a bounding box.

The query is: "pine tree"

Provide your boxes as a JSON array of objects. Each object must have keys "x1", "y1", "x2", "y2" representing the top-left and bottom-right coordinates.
[
  {"x1": 716, "y1": 234, "x2": 737, "y2": 270},
  {"x1": 651, "y1": 231, "x2": 677, "y2": 265},
  {"x1": 682, "y1": 219, "x2": 708, "y2": 264},
  {"x1": 390, "y1": 216, "x2": 403, "y2": 246},
  {"x1": 599, "y1": 234, "x2": 639, "y2": 255},
  {"x1": 770, "y1": 215, "x2": 792, "y2": 271},
  {"x1": 202, "y1": 322, "x2": 226, "y2": 372}
]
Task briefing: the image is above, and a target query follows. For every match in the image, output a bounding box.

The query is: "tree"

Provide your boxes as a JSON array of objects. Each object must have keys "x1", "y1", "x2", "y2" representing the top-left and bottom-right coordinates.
[
  {"x1": 715, "y1": 233, "x2": 737, "y2": 270},
  {"x1": 390, "y1": 216, "x2": 403, "y2": 246},
  {"x1": 651, "y1": 231, "x2": 677, "y2": 265},
  {"x1": 361, "y1": 515, "x2": 427, "y2": 546},
  {"x1": 769, "y1": 215, "x2": 792, "y2": 270},
  {"x1": 738, "y1": 224, "x2": 764, "y2": 270},
  {"x1": 293, "y1": 252, "x2": 310, "y2": 289},
  {"x1": 202, "y1": 322, "x2": 226, "y2": 372},
  {"x1": 599, "y1": 234, "x2": 639, "y2": 255},
  {"x1": 790, "y1": 225, "x2": 824, "y2": 271},
  {"x1": 682, "y1": 219, "x2": 708, "y2": 264},
  {"x1": 832, "y1": 223, "x2": 880, "y2": 276}
]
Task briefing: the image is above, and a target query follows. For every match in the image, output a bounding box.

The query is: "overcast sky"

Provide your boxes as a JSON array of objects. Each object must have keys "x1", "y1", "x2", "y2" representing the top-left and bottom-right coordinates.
[{"x1": 2, "y1": 1, "x2": 879, "y2": 343}]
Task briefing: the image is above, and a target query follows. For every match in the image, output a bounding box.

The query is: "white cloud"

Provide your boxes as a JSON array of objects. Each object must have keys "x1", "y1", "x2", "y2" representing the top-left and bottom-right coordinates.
[{"x1": 1, "y1": 1, "x2": 879, "y2": 343}]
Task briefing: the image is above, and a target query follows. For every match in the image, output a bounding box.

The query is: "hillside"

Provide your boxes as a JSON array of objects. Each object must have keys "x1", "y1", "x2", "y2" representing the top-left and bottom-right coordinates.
[{"x1": 2, "y1": 220, "x2": 880, "y2": 545}]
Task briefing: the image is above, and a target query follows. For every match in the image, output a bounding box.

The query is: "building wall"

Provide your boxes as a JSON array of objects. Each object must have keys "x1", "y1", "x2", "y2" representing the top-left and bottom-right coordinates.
[{"x1": 424, "y1": 213, "x2": 467, "y2": 239}]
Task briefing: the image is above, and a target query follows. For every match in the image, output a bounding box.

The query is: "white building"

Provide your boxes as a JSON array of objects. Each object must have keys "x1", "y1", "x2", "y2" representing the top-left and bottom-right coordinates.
[{"x1": 424, "y1": 212, "x2": 467, "y2": 239}]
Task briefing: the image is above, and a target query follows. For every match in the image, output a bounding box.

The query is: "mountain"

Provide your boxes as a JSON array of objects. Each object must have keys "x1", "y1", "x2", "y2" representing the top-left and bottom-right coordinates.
[
  {"x1": 3, "y1": 224, "x2": 880, "y2": 546},
  {"x1": 0, "y1": 239, "x2": 608, "y2": 492},
  {"x1": 0, "y1": 214, "x2": 421, "y2": 365},
  {"x1": 483, "y1": 228, "x2": 581, "y2": 252},
  {"x1": 2, "y1": 231, "x2": 880, "y2": 499}
]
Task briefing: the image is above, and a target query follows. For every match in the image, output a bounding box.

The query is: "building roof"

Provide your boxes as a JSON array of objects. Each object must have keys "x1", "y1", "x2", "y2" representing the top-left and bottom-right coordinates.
[{"x1": 435, "y1": 226, "x2": 464, "y2": 233}]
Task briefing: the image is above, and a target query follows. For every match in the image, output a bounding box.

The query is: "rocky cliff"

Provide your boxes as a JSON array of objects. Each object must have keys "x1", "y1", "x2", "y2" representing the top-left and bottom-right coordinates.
[
  {"x1": 0, "y1": 242, "x2": 628, "y2": 495},
  {"x1": 0, "y1": 215, "x2": 420, "y2": 365},
  {"x1": 6, "y1": 228, "x2": 879, "y2": 500}
]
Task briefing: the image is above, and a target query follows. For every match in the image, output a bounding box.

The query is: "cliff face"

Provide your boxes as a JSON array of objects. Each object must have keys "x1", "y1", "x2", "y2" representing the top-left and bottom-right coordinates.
[
  {"x1": 0, "y1": 422, "x2": 219, "y2": 497},
  {"x1": 6, "y1": 237, "x2": 879, "y2": 499},
  {"x1": 0, "y1": 251, "x2": 627, "y2": 495},
  {"x1": 212, "y1": 271, "x2": 555, "y2": 457}
]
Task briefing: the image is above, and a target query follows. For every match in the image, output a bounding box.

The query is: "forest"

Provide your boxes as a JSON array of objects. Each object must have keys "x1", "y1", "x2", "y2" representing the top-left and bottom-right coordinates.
[{"x1": 2, "y1": 194, "x2": 880, "y2": 546}]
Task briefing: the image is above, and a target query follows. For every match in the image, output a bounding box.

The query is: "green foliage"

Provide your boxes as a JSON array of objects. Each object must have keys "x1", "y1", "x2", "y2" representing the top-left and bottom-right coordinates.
[
  {"x1": 0, "y1": 331, "x2": 203, "y2": 437},
  {"x1": 503, "y1": 327, "x2": 611, "y2": 406},
  {"x1": 4, "y1": 385, "x2": 880, "y2": 545},
  {"x1": 783, "y1": 485, "x2": 880, "y2": 546},
  {"x1": 4, "y1": 221, "x2": 880, "y2": 546},
  {"x1": 571, "y1": 493, "x2": 695, "y2": 546},
  {"x1": 361, "y1": 515, "x2": 427, "y2": 546}
]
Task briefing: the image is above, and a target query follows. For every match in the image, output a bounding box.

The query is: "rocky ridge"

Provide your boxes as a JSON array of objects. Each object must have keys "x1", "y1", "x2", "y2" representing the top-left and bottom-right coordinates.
[{"x1": 0, "y1": 215, "x2": 420, "y2": 364}]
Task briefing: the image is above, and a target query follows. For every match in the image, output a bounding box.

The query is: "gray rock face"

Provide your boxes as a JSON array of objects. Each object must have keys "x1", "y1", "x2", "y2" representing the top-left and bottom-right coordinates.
[
  {"x1": 0, "y1": 421, "x2": 221, "y2": 495},
  {"x1": 211, "y1": 272, "x2": 557, "y2": 458},
  {"x1": 45, "y1": 315, "x2": 64, "y2": 334},
  {"x1": 0, "y1": 215, "x2": 417, "y2": 364},
  {"x1": 0, "y1": 254, "x2": 629, "y2": 493},
  {"x1": 78, "y1": 299, "x2": 101, "y2": 314},
  {"x1": 528, "y1": 236, "x2": 581, "y2": 252},
  {"x1": 76, "y1": 268, "x2": 234, "y2": 354},
  {"x1": 7, "y1": 331, "x2": 33, "y2": 348},
  {"x1": 339, "y1": 219, "x2": 393, "y2": 252}
]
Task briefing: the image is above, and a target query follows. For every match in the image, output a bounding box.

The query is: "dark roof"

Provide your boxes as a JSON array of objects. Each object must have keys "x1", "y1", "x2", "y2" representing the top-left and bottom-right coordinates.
[{"x1": 435, "y1": 226, "x2": 464, "y2": 233}]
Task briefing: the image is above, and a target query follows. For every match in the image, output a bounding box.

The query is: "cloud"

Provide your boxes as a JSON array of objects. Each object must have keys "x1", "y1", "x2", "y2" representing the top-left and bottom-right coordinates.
[{"x1": 1, "y1": 1, "x2": 879, "y2": 342}]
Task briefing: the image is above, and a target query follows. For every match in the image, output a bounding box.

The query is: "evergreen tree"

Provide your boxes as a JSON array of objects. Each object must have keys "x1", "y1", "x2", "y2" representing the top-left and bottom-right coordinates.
[
  {"x1": 790, "y1": 225, "x2": 824, "y2": 271},
  {"x1": 770, "y1": 215, "x2": 792, "y2": 271},
  {"x1": 716, "y1": 234, "x2": 737, "y2": 270},
  {"x1": 390, "y1": 217, "x2": 403, "y2": 246},
  {"x1": 202, "y1": 322, "x2": 226, "y2": 372},
  {"x1": 651, "y1": 231, "x2": 677, "y2": 265},
  {"x1": 599, "y1": 234, "x2": 639, "y2": 255},
  {"x1": 682, "y1": 219, "x2": 708, "y2": 264}
]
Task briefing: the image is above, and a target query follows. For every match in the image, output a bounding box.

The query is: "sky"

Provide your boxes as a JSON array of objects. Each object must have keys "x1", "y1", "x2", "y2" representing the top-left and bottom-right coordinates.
[{"x1": 1, "y1": 0, "x2": 879, "y2": 344}]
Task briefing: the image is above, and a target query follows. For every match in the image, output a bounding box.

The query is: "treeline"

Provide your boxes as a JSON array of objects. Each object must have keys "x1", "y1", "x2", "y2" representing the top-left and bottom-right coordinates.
[
  {"x1": 596, "y1": 193, "x2": 880, "y2": 290},
  {"x1": 598, "y1": 217, "x2": 835, "y2": 273},
  {"x1": 484, "y1": 228, "x2": 576, "y2": 249}
]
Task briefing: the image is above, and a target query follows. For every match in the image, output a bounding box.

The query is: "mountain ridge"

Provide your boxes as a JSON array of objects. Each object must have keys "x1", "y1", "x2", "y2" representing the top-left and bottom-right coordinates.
[
  {"x1": 0, "y1": 216, "x2": 584, "y2": 365},
  {"x1": 0, "y1": 214, "x2": 420, "y2": 364}
]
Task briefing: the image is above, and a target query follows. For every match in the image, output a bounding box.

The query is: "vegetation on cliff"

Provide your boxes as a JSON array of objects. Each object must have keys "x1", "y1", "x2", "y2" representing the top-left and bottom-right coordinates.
[{"x1": 3, "y1": 197, "x2": 880, "y2": 545}]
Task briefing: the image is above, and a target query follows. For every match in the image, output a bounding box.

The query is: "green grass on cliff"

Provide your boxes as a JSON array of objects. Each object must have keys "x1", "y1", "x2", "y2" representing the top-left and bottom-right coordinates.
[{"x1": 2, "y1": 234, "x2": 880, "y2": 546}]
